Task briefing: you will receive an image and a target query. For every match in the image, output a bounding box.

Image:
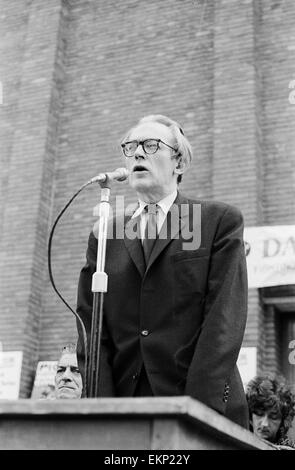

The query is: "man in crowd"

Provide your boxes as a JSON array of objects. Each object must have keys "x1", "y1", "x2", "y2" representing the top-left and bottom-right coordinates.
[
  {"x1": 246, "y1": 374, "x2": 295, "y2": 448},
  {"x1": 55, "y1": 343, "x2": 83, "y2": 399},
  {"x1": 76, "y1": 114, "x2": 249, "y2": 428}
]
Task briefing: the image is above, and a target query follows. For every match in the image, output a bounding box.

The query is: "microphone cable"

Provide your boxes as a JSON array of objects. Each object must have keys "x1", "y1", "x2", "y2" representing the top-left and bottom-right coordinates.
[{"x1": 48, "y1": 179, "x2": 92, "y2": 397}]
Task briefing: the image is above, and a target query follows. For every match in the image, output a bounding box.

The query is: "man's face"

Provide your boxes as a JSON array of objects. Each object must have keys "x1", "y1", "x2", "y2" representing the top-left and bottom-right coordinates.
[
  {"x1": 124, "y1": 122, "x2": 179, "y2": 201},
  {"x1": 252, "y1": 408, "x2": 282, "y2": 443},
  {"x1": 55, "y1": 352, "x2": 83, "y2": 399}
]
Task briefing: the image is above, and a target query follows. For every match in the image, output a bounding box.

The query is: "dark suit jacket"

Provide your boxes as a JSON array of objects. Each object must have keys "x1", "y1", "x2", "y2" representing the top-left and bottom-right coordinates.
[{"x1": 76, "y1": 192, "x2": 249, "y2": 428}]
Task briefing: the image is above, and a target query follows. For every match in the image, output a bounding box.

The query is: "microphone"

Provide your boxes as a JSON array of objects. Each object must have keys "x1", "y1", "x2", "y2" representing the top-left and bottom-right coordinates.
[{"x1": 89, "y1": 167, "x2": 129, "y2": 184}]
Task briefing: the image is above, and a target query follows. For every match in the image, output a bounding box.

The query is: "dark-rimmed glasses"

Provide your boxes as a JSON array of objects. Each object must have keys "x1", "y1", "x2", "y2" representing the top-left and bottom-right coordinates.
[{"x1": 121, "y1": 139, "x2": 177, "y2": 157}]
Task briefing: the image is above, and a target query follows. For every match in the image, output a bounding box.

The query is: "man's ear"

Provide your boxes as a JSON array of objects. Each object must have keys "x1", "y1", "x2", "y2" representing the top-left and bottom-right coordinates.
[{"x1": 174, "y1": 156, "x2": 187, "y2": 175}]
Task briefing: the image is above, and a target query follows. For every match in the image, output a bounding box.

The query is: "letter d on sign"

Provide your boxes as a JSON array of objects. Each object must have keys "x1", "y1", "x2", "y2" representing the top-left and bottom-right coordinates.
[{"x1": 263, "y1": 238, "x2": 280, "y2": 257}]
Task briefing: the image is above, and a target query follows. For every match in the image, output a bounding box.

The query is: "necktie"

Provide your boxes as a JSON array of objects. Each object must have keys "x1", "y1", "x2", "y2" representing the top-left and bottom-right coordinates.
[{"x1": 142, "y1": 204, "x2": 158, "y2": 264}]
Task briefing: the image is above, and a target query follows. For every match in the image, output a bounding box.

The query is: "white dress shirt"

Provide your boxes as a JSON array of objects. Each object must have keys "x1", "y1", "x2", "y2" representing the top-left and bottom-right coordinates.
[{"x1": 131, "y1": 190, "x2": 177, "y2": 241}]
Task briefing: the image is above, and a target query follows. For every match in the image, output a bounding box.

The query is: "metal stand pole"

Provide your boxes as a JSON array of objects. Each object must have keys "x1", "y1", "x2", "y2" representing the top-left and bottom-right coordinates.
[{"x1": 87, "y1": 185, "x2": 110, "y2": 397}]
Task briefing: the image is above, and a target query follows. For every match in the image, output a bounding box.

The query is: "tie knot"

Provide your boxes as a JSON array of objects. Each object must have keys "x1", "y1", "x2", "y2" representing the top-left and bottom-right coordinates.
[{"x1": 145, "y1": 203, "x2": 158, "y2": 215}]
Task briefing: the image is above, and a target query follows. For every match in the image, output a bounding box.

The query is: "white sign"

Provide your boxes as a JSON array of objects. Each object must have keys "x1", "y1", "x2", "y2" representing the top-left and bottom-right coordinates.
[
  {"x1": 244, "y1": 225, "x2": 295, "y2": 288},
  {"x1": 237, "y1": 347, "x2": 257, "y2": 390},
  {"x1": 0, "y1": 351, "x2": 23, "y2": 399},
  {"x1": 31, "y1": 361, "x2": 57, "y2": 399}
]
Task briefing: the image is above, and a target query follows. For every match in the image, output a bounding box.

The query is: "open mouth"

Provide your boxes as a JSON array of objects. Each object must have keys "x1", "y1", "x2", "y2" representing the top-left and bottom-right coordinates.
[{"x1": 133, "y1": 165, "x2": 148, "y2": 173}]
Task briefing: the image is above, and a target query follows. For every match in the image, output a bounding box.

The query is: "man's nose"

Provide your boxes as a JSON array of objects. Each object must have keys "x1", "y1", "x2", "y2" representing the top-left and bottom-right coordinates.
[
  {"x1": 134, "y1": 143, "x2": 146, "y2": 160},
  {"x1": 260, "y1": 415, "x2": 269, "y2": 427},
  {"x1": 61, "y1": 367, "x2": 72, "y2": 380}
]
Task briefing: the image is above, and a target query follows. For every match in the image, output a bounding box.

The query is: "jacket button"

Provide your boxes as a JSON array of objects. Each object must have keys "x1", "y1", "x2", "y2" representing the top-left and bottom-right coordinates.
[
  {"x1": 141, "y1": 330, "x2": 149, "y2": 337},
  {"x1": 132, "y1": 373, "x2": 139, "y2": 380}
]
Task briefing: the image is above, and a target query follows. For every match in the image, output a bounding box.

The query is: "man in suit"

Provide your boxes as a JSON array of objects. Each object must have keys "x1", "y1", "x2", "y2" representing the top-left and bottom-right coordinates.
[{"x1": 76, "y1": 114, "x2": 249, "y2": 428}]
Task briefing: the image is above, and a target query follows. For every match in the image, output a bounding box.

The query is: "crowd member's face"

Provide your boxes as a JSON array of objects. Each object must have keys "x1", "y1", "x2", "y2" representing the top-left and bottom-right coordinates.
[
  {"x1": 55, "y1": 352, "x2": 82, "y2": 399},
  {"x1": 124, "y1": 122, "x2": 179, "y2": 202},
  {"x1": 252, "y1": 408, "x2": 282, "y2": 443}
]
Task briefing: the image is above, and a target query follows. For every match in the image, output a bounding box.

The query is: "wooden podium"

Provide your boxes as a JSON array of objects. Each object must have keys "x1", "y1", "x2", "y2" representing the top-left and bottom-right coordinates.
[{"x1": 0, "y1": 396, "x2": 275, "y2": 450}]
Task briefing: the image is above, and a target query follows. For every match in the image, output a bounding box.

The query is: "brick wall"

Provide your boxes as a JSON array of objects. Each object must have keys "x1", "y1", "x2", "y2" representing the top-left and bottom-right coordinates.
[
  {"x1": 213, "y1": 0, "x2": 264, "y2": 361},
  {"x1": 0, "y1": 0, "x2": 65, "y2": 396},
  {"x1": 0, "y1": 0, "x2": 295, "y2": 395},
  {"x1": 259, "y1": 0, "x2": 295, "y2": 374}
]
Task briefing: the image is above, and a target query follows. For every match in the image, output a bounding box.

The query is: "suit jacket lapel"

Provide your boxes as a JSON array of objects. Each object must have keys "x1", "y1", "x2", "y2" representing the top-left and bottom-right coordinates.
[
  {"x1": 122, "y1": 193, "x2": 190, "y2": 276},
  {"x1": 124, "y1": 213, "x2": 146, "y2": 278},
  {"x1": 146, "y1": 192, "x2": 189, "y2": 271}
]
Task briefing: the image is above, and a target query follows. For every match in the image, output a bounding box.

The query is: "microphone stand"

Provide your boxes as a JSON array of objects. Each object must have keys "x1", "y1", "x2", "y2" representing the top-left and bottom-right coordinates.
[{"x1": 87, "y1": 178, "x2": 111, "y2": 397}]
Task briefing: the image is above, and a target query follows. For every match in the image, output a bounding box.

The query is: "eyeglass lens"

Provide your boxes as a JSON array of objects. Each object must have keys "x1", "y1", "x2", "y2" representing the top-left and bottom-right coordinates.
[{"x1": 123, "y1": 140, "x2": 159, "y2": 156}]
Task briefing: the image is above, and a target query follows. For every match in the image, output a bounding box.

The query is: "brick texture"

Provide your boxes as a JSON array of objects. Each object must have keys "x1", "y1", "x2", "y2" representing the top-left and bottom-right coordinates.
[{"x1": 0, "y1": 0, "x2": 64, "y2": 396}]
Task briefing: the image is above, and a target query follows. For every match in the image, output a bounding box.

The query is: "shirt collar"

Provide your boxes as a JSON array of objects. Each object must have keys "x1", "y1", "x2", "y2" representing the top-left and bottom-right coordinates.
[{"x1": 132, "y1": 190, "x2": 178, "y2": 218}]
